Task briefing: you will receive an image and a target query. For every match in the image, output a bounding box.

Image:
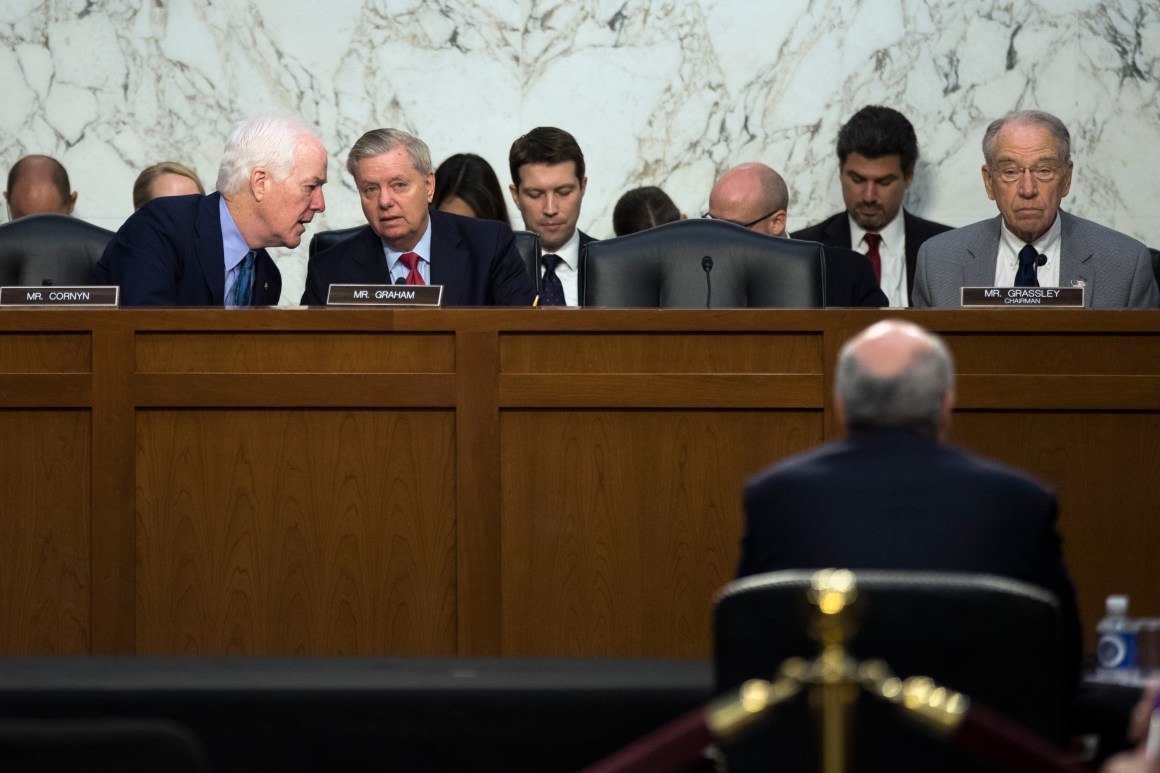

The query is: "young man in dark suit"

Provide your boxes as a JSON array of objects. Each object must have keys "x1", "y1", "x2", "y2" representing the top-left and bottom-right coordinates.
[
  {"x1": 301, "y1": 128, "x2": 534, "y2": 307},
  {"x1": 793, "y1": 106, "x2": 951, "y2": 306},
  {"x1": 508, "y1": 127, "x2": 593, "y2": 306}
]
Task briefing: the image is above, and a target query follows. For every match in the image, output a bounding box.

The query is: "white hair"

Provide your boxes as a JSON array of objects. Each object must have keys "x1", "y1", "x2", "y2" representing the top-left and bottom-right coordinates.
[{"x1": 215, "y1": 113, "x2": 322, "y2": 194}]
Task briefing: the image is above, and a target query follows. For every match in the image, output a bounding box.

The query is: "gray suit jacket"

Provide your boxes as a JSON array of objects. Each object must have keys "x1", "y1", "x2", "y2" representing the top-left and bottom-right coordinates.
[{"x1": 913, "y1": 211, "x2": 1160, "y2": 309}]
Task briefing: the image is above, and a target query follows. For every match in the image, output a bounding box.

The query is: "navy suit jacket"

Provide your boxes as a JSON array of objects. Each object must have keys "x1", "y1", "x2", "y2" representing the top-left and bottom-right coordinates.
[
  {"x1": 92, "y1": 193, "x2": 281, "y2": 306},
  {"x1": 738, "y1": 428, "x2": 1081, "y2": 691},
  {"x1": 792, "y1": 209, "x2": 952, "y2": 304},
  {"x1": 301, "y1": 209, "x2": 535, "y2": 306}
]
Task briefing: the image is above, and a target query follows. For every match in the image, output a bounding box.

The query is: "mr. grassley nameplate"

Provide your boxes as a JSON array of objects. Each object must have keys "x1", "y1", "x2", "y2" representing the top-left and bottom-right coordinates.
[
  {"x1": 960, "y1": 287, "x2": 1085, "y2": 308},
  {"x1": 326, "y1": 284, "x2": 444, "y2": 307},
  {"x1": 1, "y1": 286, "x2": 120, "y2": 307}
]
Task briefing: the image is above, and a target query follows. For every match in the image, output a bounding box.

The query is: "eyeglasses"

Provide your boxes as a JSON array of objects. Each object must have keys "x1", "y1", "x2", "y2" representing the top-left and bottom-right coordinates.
[
  {"x1": 992, "y1": 165, "x2": 1061, "y2": 184},
  {"x1": 703, "y1": 208, "x2": 781, "y2": 228}
]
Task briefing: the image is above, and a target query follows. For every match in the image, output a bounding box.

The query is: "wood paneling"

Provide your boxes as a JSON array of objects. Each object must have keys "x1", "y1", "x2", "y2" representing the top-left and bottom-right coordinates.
[
  {"x1": 500, "y1": 332, "x2": 821, "y2": 373},
  {"x1": 0, "y1": 308, "x2": 1156, "y2": 659},
  {"x1": 500, "y1": 410, "x2": 823, "y2": 657},
  {"x1": 137, "y1": 332, "x2": 454, "y2": 373},
  {"x1": 135, "y1": 409, "x2": 457, "y2": 655},
  {"x1": 954, "y1": 412, "x2": 1160, "y2": 648},
  {"x1": 0, "y1": 332, "x2": 89, "y2": 373},
  {"x1": 0, "y1": 410, "x2": 90, "y2": 653}
]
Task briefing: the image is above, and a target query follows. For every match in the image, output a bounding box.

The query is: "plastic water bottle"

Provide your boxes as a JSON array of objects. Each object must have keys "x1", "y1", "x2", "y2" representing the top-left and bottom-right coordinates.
[{"x1": 1096, "y1": 595, "x2": 1138, "y2": 681}]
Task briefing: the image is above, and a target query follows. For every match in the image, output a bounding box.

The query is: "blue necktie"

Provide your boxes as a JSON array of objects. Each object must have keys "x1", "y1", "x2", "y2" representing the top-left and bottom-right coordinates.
[
  {"x1": 233, "y1": 250, "x2": 255, "y2": 306},
  {"x1": 539, "y1": 254, "x2": 566, "y2": 306},
  {"x1": 1015, "y1": 244, "x2": 1041, "y2": 288}
]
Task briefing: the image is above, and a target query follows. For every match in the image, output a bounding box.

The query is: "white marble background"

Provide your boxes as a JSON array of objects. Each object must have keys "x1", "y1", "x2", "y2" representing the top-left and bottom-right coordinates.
[{"x1": 2, "y1": 0, "x2": 1158, "y2": 304}]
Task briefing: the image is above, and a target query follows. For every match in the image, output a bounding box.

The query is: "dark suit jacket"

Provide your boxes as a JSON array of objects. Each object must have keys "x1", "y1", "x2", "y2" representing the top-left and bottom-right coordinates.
[
  {"x1": 301, "y1": 209, "x2": 535, "y2": 306},
  {"x1": 792, "y1": 209, "x2": 952, "y2": 304},
  {"x1": 815, "y1": 242, "x2": 888, "y2": 307},
  {"x1": 92, "y1": 192, "x2": 281, "y2": 306},
  {"x1": 738, "y1": 428, "x2": 1081, "y2": 691}
]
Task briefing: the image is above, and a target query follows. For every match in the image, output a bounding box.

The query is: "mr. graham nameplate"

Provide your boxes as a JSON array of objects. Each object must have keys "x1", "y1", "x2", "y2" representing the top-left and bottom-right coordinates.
[
  {"x1": 326, "y1": 284, "x2": 443, "y2": 307},
  {"x1": 960, "y1": 287, "x2": 1084, "y2": 308},
  {"x1": 1, "y1": 286, "x2": 120, "y2": 307}
]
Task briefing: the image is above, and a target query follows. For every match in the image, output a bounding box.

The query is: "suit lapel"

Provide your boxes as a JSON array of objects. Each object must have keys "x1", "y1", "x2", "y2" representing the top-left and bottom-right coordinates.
[
  {"x1": 194, "y1": 193, "x2": 227, "y2": 305},
  {"x1": 962, "y1": 217, "x2": 1003, "y2": 288},
  {"x1": 824, "y1": 214, "x2": 851, "y2": 248},
  {"x1": 902, "y1": 210, "x2": 919, "y2": 301},
  {"x1": 349, "y1": 227, "x2": 393, "y2": 284},
  {"x1": 428, "y1": 210, "x2": 467, "y2": 304},
  {"x1": 1057, "y1": 211, "x2": 1094, "y2": 307}
]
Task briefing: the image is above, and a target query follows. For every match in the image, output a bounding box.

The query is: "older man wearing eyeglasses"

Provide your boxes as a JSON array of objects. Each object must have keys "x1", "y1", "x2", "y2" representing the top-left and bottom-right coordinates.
[{"x1": 914, "y1": 110, "x2": 1159, "y2": 308}]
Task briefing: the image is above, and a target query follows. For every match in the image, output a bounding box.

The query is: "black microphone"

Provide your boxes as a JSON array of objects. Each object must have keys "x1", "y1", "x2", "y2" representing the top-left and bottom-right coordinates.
[
  {"x1": 701, "y1": 256, "x2": 713, "y2": 309},
  {"x1": 395, "y1": 275, "x2": 406, "y2": 285},
  {"x1": 1035, "y1": 254, "x2": 1047, "y2": 267},
  {"x1": 42, "y1": 279, "x2": 54, "y2": 286}
]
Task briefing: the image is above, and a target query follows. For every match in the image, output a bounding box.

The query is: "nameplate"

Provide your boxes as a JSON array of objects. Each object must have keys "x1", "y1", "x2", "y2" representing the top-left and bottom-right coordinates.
[
  {"x1": 326, "y1": 284, "x2": 443, "y2": 307},
  {"x1": 0, "y1": 286, "x2": 120, "y2": 307},
  {"x1": 960, "y1": 287, "x2": 1085, "y2": 308}
]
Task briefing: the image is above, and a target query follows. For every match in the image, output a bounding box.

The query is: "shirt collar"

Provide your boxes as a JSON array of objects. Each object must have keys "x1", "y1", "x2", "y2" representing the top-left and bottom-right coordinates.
[
  {"x1": 383, "y1": 214, "x2": 434, "y2": 270},
  {"x1": 848, "y1": 208, "x2": 905, "y2": 250},
  {"x1": 219, "y1": 196, "x2": 250, "y2": 270},
  {"x1": 999, "y1": 211, "x2": 1062, "y2": 268},
  {"x1": 546, "y1": 228, "x2": 580, "y2": 270}
]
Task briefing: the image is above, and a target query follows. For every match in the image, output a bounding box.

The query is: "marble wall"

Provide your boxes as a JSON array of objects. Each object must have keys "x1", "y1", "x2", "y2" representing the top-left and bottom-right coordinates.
[{"x1": 3, "y1": 0, "x2": 1158, "y2": 304}]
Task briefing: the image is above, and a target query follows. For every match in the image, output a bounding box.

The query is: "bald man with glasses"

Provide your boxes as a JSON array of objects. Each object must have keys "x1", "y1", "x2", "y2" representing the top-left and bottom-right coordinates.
[
  {"x1": 707, "y1": 162, "x2": 887, "y2": 307},
  {"x1": 914, "y1": 109, "x2": 1159, "y2": 308}
]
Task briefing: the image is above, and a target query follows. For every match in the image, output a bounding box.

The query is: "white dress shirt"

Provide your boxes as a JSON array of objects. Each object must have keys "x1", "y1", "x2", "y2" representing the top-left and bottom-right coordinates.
[
  {"x1": 993, "y1": 215, "x2": 1062, "y2": 288},
  {"x1": 542, "y1": 229, "x2": 580, "y2": 307},
  {"x1": 849, "y1": 212, "x2": 907, "y2": 307}
]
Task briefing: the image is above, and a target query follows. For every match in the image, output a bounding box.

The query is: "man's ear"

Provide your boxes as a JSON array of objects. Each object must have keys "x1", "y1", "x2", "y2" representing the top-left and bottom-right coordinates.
[
  {"x1": 251, "y1": 167, "x2": 269, "y2": 201},
  {"x1": 65, "y1": 191, "x2": 77, "y2": 214}
]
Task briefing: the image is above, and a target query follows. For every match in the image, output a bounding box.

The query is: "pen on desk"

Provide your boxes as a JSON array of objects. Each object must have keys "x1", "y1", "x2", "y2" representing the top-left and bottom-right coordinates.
[{"x1": 532, "y1": 294, "x2": 539, "y2": 307}]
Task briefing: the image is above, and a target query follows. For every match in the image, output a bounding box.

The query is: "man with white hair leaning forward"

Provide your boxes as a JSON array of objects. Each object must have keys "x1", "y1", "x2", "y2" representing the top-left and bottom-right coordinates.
[{"x1": 94, "y1": 113, "x2": 328, "y2": 306}]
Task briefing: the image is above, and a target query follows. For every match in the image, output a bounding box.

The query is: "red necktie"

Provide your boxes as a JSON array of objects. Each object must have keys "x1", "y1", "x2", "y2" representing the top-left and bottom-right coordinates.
[
  {"x1": 863, "y1": 233, "x2": 882, "y2": 281},
  {"x1": 399, "y1": 252, "x2": 425, "y2": 285}
]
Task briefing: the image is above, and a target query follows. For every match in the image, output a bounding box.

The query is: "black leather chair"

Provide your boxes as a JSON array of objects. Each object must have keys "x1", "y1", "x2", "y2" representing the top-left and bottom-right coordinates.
[
  {"x1": 308, "y1": 225, "x2": 540, "y2": 286},
  {"x1": 308, "y1": 225, "x2": 362, "y2": 257},
  {"x1": 0, "y1": 718, "x2": 209, "y2": 773},
  {"x1": 0, "y1": 214, "x2": 114, "y2": 286},
  {"x1": 513, "y1": 229, "x2": 540, "y2": 287},
  {"x1": 581, "y1": 218, "x2": 825, "y2": 308},
  {"x1": 714, "y1": 570, "x2": 1066, "y2": 773}
]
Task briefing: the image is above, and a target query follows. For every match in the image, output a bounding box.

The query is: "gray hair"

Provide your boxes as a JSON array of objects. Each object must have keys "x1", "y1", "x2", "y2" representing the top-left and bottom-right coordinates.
[
  {"x1": 215, "y1": 113, "x2": 322, "y2": 194},
  {"x1": 346, "y1": 128, "x2": 433, "y2": 178},
  {"x1": 835, "y1": 327, "x2": 955, "y2": 434},
  {"x1": 982, "y1": 110, "x2": 1071, "y2": 166}
]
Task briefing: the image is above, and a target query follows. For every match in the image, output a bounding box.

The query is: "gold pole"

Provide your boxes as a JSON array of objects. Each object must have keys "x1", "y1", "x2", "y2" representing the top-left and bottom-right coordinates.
[{"x1": 808, "y1": 569, "x2": 859, "y2": 773}]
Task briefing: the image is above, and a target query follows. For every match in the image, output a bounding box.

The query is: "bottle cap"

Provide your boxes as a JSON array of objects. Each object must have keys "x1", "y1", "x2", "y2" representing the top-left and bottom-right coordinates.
[{"x1": 1107, "y1": 595, "x2": 1129, "y2": 615}]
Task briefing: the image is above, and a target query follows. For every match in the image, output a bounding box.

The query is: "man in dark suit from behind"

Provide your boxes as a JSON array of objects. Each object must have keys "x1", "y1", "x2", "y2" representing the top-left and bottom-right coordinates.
[
  {"x1": 508, "y1": 127, "x2": 593, "y2": 306},
  {"x1": 301, "y1": 128, "x2": 534, "y2": 306},
  {"x1": 95, "y1": 113, "x2": 328, "y2": 305},
  {"x1": 792, "y1": 106, "x2": 952, "y2": 306},
  {"x1": 737, "y1": 319, "x2": 1081, "y2": 690},
  {"x1": 707, "y1": 162, "x2": 888, "y2": 307}
]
